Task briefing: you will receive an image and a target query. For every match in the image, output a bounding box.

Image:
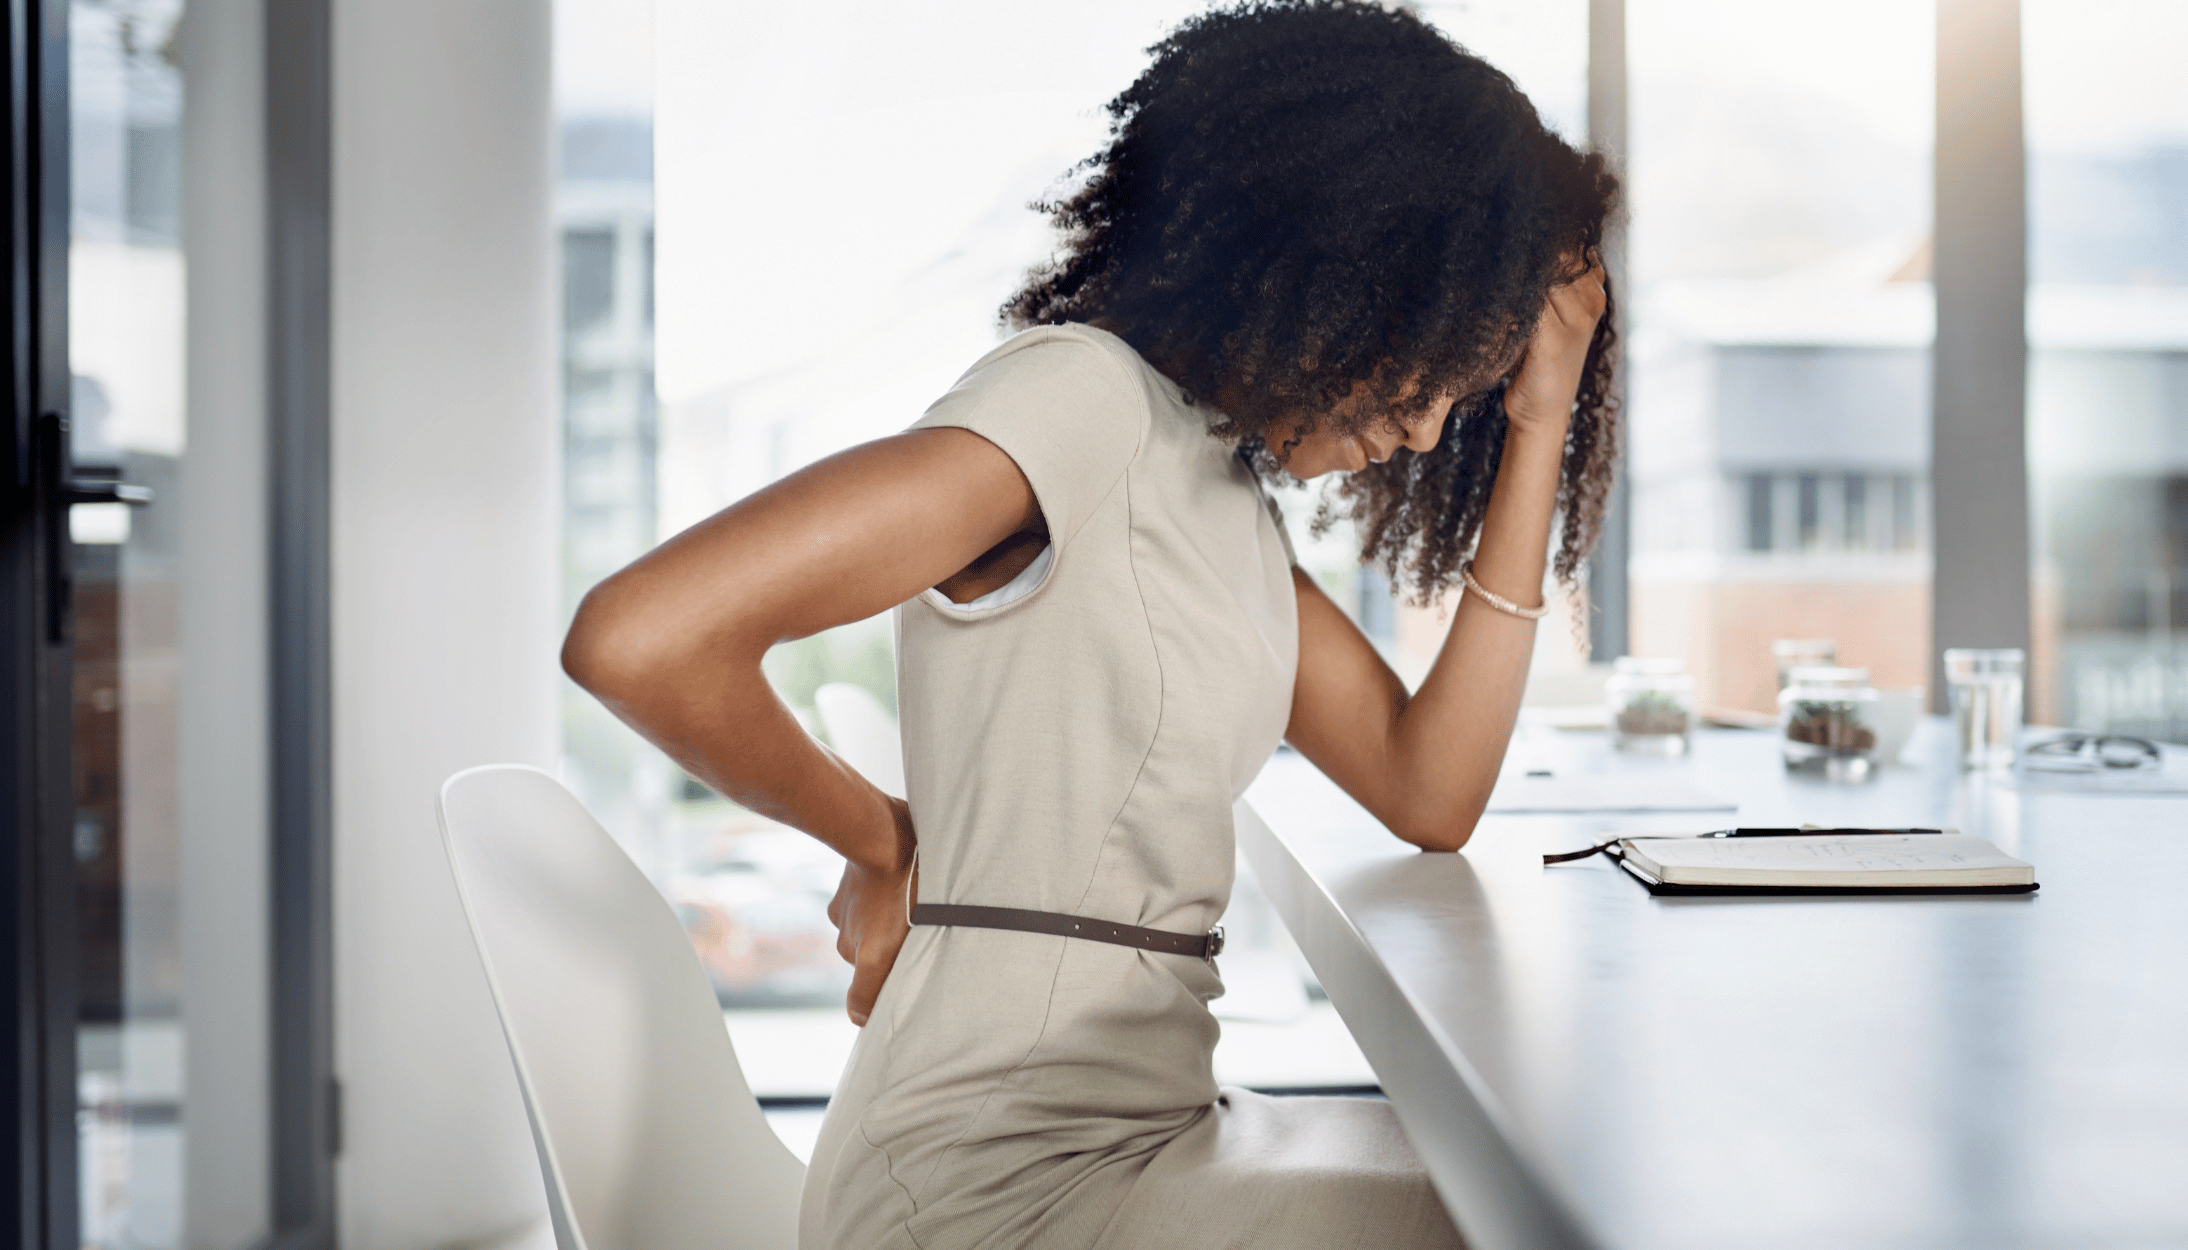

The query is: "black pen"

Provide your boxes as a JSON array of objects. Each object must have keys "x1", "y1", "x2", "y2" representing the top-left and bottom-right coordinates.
[
  {"x1": 1546, "y1": 826, "x2": 1948, "y2": 865},
  {"x1": 1699, "y1": 826, "x2": 1946, "y2": 838}
]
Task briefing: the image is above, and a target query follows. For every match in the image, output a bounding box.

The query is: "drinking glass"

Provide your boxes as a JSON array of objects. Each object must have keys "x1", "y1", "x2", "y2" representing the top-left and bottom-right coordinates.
[
  {"x1": 1944, "y1": 648, "x2": 2024, "y2": 770},
  {"x1": 1772, "y1": 638, "x2": 1838, "y2": 691}
]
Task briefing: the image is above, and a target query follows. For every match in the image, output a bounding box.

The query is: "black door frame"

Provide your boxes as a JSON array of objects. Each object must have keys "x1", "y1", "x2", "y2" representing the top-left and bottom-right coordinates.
[
  {"x1": 265, "y1": 0, "x2": 338, "y2": 1244},
  {"x1": 4, "y1": 0, "x2": 82, "y2": 1247},
  {"x1": 2, "y1": 0, "x2": 338, "y2": 1246}
]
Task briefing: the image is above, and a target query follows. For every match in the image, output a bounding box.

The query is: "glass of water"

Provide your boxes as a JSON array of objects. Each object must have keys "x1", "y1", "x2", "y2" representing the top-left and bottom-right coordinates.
[{"x1": 1944, "y1": 648, "x2": 2025, "y2": 770}]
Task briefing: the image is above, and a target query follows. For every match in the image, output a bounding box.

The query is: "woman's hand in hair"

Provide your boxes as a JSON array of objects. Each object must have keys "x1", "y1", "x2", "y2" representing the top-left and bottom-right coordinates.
[
  {"x1": 1502, "y1": 260, "x2": 1607, "y2": 437},
  {"x1": 1289, "y1": 266, "x2": 1600, "y2": 850},
  {"x1": 828, "y1": 797, "x2": 918, "y2": 1027}
]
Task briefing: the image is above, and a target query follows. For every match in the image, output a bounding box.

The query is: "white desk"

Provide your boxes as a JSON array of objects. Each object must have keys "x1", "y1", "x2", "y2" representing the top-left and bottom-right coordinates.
[{"x1": 1238, "y1": 722, "x2": 2188, "y2": 1250}]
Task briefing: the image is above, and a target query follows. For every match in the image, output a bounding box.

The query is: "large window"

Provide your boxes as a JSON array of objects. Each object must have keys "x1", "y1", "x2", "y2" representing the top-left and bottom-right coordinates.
[
  {"x1": 637, "y1": 0, "x2": 1389, "y2": 1113},
  {"x1": 2023, "y1": 0, "x2": 2188, "y2": 740},
  {"x1": 588, "y1": 0, "x2": 1588, "y2": 1125},
  {"x1": 1624, "y1": 0, "x2": 1936, "y2": 713},
  {"x1": 564, "y1": 0, "x2": 2188, "y2": 1166}
]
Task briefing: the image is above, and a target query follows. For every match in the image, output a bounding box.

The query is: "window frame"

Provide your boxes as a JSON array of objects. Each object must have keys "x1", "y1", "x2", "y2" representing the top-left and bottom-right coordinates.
[{"x1": 1930, "y1": 0, "x2": 2031, "y2": 705}]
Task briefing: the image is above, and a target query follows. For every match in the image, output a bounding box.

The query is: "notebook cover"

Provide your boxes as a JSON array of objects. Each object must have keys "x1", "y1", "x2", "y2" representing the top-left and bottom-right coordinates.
[{"x1": 1616, "y1": 856, "x2": 2041, "y2": 897}]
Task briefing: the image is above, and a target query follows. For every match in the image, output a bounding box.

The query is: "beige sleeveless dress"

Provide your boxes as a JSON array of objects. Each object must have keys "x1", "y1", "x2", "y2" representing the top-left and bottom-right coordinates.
[{"x1": 799, "y1": 324, "x2": 1464, "y2": 1250}]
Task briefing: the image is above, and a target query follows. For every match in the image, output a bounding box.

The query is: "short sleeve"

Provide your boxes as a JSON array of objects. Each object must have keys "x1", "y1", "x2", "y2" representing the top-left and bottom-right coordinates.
[{"x1": 909, "y1": 327, "x2": 1148, "y2": 552}]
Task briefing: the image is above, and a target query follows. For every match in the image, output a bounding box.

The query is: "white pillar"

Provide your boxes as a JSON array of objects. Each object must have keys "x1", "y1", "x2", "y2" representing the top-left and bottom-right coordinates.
[
  {"x1": 177, "y1": 0, "x2": 270, "y2": 1243},
  {"x1": 330, "y1": 0, "x2": 560, "y2": 1244}
]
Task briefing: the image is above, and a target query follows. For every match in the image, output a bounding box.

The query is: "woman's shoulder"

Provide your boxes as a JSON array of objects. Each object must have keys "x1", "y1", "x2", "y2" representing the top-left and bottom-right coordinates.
[
  {"x1": 908, "y1": 323, "x2": 1161, "y2": 551},
  {"x1": 952, "y1": 321, "x2": 1166, "y2": 403},
  {"x1": 915, "y1": 324, "x2": 1163, "y2": 458}
]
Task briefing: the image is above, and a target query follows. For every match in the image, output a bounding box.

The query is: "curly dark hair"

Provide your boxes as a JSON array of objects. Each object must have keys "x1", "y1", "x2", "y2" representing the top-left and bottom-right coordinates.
[{"x1": 1004, "y1": 0, "x2": 1621, "y2": 601}]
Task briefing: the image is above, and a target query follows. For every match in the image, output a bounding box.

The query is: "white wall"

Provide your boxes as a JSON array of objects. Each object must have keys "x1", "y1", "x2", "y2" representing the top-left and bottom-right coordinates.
[{"x1": 331, "y1": 0, "x2": 560, "y2": 1244}]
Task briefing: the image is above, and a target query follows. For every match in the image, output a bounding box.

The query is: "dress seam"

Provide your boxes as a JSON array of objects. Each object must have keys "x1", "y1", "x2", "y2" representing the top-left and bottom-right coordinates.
[
  {"x1": 908, "y1": 325, "x2": 1150, "y2": 626},
  {"x1": 1068, "y1": 453, "x2": 1166, "y2": 922},
  {"x1": 853, "y1": 1116, "x2": 929, "y2": 1249},
  {"x1": 901, "y1": 932, "x2": 1073, "y2": 1208}
]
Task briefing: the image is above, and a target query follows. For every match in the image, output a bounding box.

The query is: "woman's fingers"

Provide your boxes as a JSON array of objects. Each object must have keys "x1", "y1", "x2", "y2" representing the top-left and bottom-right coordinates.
[
  {"x1": 847, "y1": 949, "x2": 894, "y2": 1028},
  {"x1": 1545, "y1": 262, "x2": 1607, "y2": 328},
  {"x1": 829, "y1": 847, "x2": 915, "y2": 1026},
  {"x1": 1504, "y1": 260, "x2": 1607, "y2": 429},
  {"x1": 843, "y1": 904, "x2": 908, "y2": 1027}
]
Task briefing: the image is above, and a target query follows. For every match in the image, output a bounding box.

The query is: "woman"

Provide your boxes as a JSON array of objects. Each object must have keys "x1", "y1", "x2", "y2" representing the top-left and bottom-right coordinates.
[{"x1": 564, "y1": 2, "x2": 1618, "y2": 1245}]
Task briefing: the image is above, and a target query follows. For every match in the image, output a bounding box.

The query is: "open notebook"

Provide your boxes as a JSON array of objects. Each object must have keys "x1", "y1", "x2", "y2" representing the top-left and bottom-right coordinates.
[{"x1": 1613, "y1": 833, "x2": 2038, "y2": 896}]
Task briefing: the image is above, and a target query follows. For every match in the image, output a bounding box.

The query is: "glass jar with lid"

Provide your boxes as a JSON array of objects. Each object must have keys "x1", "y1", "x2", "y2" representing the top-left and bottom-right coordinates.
[
  {"x1": 1771, "y1": 638, "x2": 1838, "y2": 691},
  {"x1": 1607, "y1": 657, "x2": 1695, "y2": 756},
  {"x1": 1778, "y1": 666, "x2": 1880, "y2": 781}
]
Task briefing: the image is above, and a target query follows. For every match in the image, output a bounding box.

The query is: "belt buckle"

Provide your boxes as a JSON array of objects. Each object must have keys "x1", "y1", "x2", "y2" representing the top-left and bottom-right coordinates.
[{"x1": 1204, "y1": 926, "x2": 1226, "y2": 962}]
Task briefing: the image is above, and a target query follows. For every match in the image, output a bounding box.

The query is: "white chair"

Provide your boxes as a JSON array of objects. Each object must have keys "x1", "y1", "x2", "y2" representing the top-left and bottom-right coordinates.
[
  {"x1": 813, "y1": 682, "x2": 907, "y2": 798},
  {"x1": 437, "y1": 765, "x2": 804, "y2": 1250}
]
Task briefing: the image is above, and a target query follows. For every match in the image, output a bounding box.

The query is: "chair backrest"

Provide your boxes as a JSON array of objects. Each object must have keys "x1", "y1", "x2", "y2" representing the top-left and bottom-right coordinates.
[
  {"x1": 813, "y1": 682, "x2": 906, "y2": 798},
  {"x1": 438, "y1": 765, "x2": 804, "y2": 1250}
]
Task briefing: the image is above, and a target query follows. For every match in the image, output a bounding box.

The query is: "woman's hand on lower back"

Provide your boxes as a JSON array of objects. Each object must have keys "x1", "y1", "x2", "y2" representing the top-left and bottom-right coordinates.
[
  {"x1": 827, "y1": 797, "x2": 919, "y2": 1027},
  {"x1": 558, "y1": 427, "x2": 1032, "y2": 1019}
]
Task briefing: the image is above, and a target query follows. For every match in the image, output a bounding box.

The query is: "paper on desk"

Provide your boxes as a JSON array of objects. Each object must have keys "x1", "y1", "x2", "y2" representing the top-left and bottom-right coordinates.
[
  {"x1": 2011, "y1": 760, "x2": 2188, "y2": 794},
  {"x1": 1517, "y1": 704, "x2": 1609, "y2": 730},
  {"x1": 1486, "y1": 772, "x2": 1735, "y2": 813}
]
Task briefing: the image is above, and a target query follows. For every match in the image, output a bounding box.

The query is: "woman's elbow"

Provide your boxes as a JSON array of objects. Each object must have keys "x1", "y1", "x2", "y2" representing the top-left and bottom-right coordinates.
[
  {"x1": 1393, "y1": 818, "x2": 1476, "y2": 854},
  {"x1": 562, "y1": 582, "x2": 656, "y2": 701},
  {"x1": 1384, "y1": 792, "x2": 1485, "y2": 853},
  {"x1": 563, "y1": 578, "x2": 767, "y2": 713}
]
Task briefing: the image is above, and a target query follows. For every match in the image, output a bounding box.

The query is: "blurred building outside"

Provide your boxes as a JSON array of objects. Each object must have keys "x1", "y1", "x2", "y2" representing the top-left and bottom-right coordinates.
[
  {"x1": 1612, "y1": 2, "x2": 2188, "y2": 742},
  {"x1": 554, "y1": 115, "x2": 671, "y2": 875},
  {"x1": 1627, "y1": 232, "x2": 2188, "y2": 734},
  {"x1": 553, "y1": 115, "x2": 860, "y2": 1012},
  {"x1": 2022, "y1": 138, "x2": 2188, "y2": 741}
]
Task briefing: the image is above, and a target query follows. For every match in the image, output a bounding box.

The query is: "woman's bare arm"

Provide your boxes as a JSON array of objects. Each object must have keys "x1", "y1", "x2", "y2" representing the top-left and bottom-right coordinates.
[
  {"x1": 562, "y1": 427, "x2": 1039, "y2": 1021},
  {"x1": 1284, "y1": 265, "x2": 1606, "y2": 851}
]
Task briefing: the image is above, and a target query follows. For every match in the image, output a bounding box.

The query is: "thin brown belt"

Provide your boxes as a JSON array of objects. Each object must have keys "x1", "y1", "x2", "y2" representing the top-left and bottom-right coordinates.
[{"x1": 910, "y1": 903, "x2": 1225, "y2": 961}]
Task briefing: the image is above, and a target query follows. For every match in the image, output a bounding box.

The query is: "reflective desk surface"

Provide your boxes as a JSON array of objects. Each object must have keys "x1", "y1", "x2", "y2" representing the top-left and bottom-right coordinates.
[{"x1": 1238, "y1": 721, "x2": 2188, "y2": 1250}]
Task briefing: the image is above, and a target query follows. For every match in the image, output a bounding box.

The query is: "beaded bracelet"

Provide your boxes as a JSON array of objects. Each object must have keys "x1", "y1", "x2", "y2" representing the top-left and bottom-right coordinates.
[{"x1": 1459, "y1": 560, "x2": 1551, "y2": 620}]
